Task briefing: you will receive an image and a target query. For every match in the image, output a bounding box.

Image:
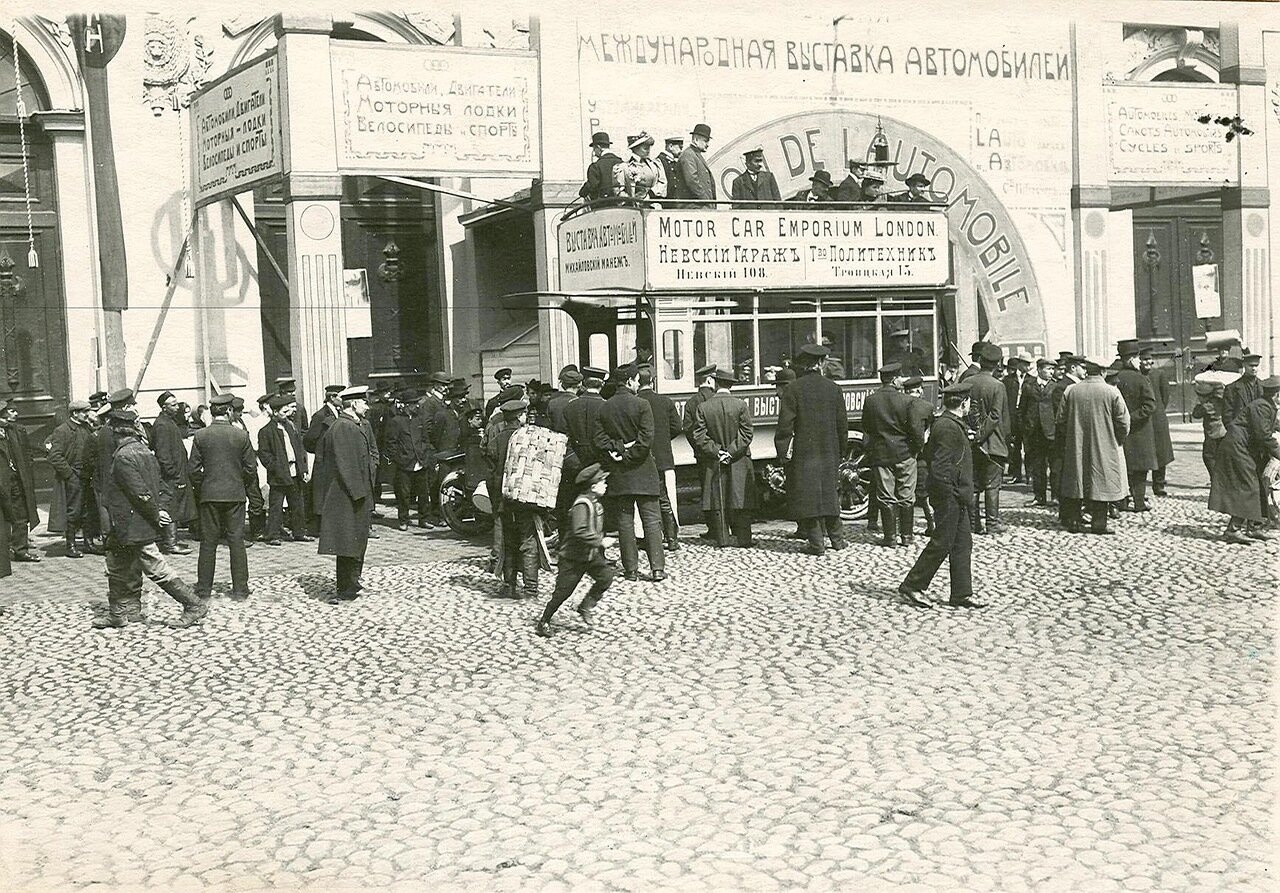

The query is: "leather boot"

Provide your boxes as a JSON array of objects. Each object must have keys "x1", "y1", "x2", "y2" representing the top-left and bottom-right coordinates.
[
  {"x1": 898, "y1": 505, "x2": 914, "y2": 547},
  {"x1": 161, "y1": 579, "x2": 208, "y2": 627},
  {"x1": 123, "y1": 594, "x2": 145, "y2": 624},
  {"x1": 65, "y1": 532, "x2": 83, "y2": 559},
  {"x1": 879, "y1": 506, "x2": 897, "y2": 547},
  {"x1": 93, "y1": 583, "x2": 129, "y2": 630}
]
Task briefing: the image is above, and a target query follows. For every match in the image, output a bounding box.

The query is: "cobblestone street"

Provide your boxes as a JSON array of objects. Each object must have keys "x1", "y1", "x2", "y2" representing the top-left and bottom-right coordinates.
[{"x1": 0, "y1": 426, "x2": 1274, "y2": 891}]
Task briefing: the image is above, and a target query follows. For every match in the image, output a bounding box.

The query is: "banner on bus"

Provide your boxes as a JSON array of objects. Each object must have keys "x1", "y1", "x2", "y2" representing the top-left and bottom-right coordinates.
[{"x1": 558, "y1": 206, "x2": 950, "y2": 292}]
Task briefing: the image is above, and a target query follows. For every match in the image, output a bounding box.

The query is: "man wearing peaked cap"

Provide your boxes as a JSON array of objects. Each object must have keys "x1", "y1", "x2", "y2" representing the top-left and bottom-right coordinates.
[
  {"x1": 0, "y1": 396, "x2": 39, "y2": 566},
  {"x1": 1138, "y1": 347, "x2": 1176, "y2": 497},
  {"x1": 636, "y1": 364, "x2": 683, "y2": 552},
  {"x1": 682, "y1": 363, "x2": 721, "y2": 537},
  {"x1": 1003, "y1": 353, "x2": 1031, "y2": 485},
  {"x1": 965, "y1": 341, "x2": 1010, "y2": 535},
  {"x1": 1224, "y1": 348, "x2": 1263, "y2": 426},
  {"x1": 317, "y1": 377, "x2": 379, "y2": 603},
  {"x1": 657, "y1": 138, "x2": 683, "y2": 199},
  {"x1": 485, "y1": 385, "x2": 540, "y2": 599},
  {"x1": 89, "y1": 391, "x2": 108, "y2": 407},
  {"x1": 561, "y1": 363, "x2": 609, "y2": 525},
  {"x1": 1112, "y1": 339, "x2": 1158, "y2": 513},
  {"x1": 91, "y1": 390, "x2": 141, "y2": 540},
  {"x1": 863, "y1": 359, "x2": 923, "y2": 547},
  {"x1": 1021, "y1": 354, "x2": 1058, "y2": 507},
  {"x1": 535, "y1": 460, "x2": 615, "y2": 638},
  {"x1": 730, "y1": 146, "x2": 781, "y2": 209},
  {"x1": 383, "y1": 384, "x2": 432, "y2": 530},
  {"x1": 690, "y1": 364, "x2": 756, "y2": 549},
  {"x1": 150, "y1": 387, "x2": 195, "y2": 555},
  {"x1": 258, "y1": 388, "x2": 311, "y2": 545},
  {"x1": 675, "y1": 123, "x2": 716, "y2": 208},
  {"x1": 546, "y1": 368, "x2": 582, "y2": 435},
  {"x1": 48, "y1": 397, "x2": 97, "y2": 558},
  {"x1": 580, "y1": 131, "x2": 622, "y2": 202}
]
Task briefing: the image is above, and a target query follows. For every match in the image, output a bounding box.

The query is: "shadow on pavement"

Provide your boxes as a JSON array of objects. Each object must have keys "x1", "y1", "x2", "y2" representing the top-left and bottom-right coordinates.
[{"x1": 1162, "y1": 523, "x2": 1227, "y2": 542}]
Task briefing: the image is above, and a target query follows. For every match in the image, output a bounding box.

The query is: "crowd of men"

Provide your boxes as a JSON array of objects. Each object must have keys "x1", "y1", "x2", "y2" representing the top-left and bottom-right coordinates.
[
  {"x1": 580, "y1": 123, "x2": 935, "y2": 207},
  {"x1": 2, "y1": 331, "x2": 1275, "y2": 629}
]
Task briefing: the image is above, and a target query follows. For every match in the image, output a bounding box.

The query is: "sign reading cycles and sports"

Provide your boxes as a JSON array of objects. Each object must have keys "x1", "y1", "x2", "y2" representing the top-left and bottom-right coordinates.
[
  {"x1": 191, "y1": 52, "x2": 282, "y2": 207},
  {"x1": 558, "y1": 206, "x2": 949, "y2": 292}
]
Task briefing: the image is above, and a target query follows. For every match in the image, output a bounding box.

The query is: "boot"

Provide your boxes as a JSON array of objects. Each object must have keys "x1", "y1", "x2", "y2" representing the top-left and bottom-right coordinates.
[
  {"x1": 92, "y1": 595, "x2": 128, "y2": 630},
  {"x1": 162, "y1": 579, "x2": 208, "y2": 628},
  {"x1": 879, "y1": 506, "x2": 897, "y2": 547},
  {"x1": 123, "y1": 594, "x2": 145, "y2": 624},
  {"x1": 866, "y1": 498, "x2": 880, "y2": 532},
  {"x1": 65, "y1": 532, "x2": 83, "y2": 559},
  {"x1": 898, "y1": 505, "x2": 914, "y2": 547}
]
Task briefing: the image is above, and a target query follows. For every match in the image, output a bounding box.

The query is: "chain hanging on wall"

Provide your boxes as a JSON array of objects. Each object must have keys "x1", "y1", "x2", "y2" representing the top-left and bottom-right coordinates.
[{"x1": 10, "y1": 21, "x2": 39, "y2": 269}]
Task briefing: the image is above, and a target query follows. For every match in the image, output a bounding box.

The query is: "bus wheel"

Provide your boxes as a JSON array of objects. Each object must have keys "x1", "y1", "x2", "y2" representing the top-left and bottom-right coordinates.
[{"x1": 839, "y1": 433, "x2": 871, "y2": 521}]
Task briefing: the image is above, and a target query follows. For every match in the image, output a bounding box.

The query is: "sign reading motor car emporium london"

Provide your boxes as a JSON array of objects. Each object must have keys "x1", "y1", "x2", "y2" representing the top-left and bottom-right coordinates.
[
  {"x1": 191, "y1": 51, "x2": 282, "y2": 207},
  {"x1": 330, "y1": 41, "x2": 541, "y2": 176},
  {"x1": 558, "y1": 207, "x2": 949, "y2": 292}
]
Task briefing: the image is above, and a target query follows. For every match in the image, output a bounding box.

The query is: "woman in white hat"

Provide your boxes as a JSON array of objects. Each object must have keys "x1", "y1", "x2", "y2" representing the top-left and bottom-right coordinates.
[{"x1": 615, "y1": 131, "x2": 666, "y2": 202}]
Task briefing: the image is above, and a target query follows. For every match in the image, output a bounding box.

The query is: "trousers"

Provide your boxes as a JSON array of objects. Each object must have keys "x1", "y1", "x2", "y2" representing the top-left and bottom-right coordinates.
[
  {"x1": 971, "y1": 451, "x2": 1004, "y2": 526},
  {"x1": 393, "y1": 467, "x2": 428, "y2": 522},
  {"x1": 542, "y1": 550, "x2": 614, "y2": 622},
  {"x1": 1023, "y1": 431, "x2": 1050, "y2": 502},
  {"x1": 8, "y1": 478, "x2": 32, "y2": 555},
  {"x1": 266, "y1": 480, "x2": 305, "y2": 540},
  {"x1": 901, "y1": 491, "x2": 972, "y2": 598},
  {"x1": 105, "y1": 541, "x2": 185, "y2": 602},
  {"x1": 196, "y1": 501, "x2": 249, "y2": 597},
  {"x1": 502, "y1": 503, "x2": 540, "y2": 591},
  {"x1": 607, "y1": 494, "x2": 664, "y2": 575},
  {"x1": 872, "y1": 458, "x2": 918, "y2": 509},
  {"x1": 804, "y1": 516, "x2": 845, "y2": 554},
  {"x1": 1061, "y1": 497, "x2": 1109, "y2": 531}
]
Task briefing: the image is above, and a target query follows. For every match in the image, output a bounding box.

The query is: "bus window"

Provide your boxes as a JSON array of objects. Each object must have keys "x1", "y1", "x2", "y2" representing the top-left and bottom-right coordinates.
[
  {"x1": 882, "y1": 316, "x2": 936, "y2": 377},
  {"x1": 820, "y1": 316, "x2": 877, "y2": 381},
  {"x1": 758, "y1": 317, "x2": 815, "y2": 375},
  {"x1": 693, "y1": 319, "x2": 753, "y2": 379},
  {"x1": 661, "y1": 329, "x2": 684, "y2": 381},
  {"x1": 588, "y1": 332, "x2": 611, "y2": 369},
  {"x1": 616, "y1": 324, "x2": 638, "y2": 365}
]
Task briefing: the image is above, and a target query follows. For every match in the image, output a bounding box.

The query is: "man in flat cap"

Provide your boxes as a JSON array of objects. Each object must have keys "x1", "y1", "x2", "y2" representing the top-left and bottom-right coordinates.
[
  {"x1": 775, "y1": 344, "x2": 849, "y2": 555},
  {"x1": 1112, "y1": 339, "x2": 1158, "y2": 512},
  {"x1": 580, "y1": 131, "x2": 622, "y2": 202},
  {"x1": 682, "y1": 364, "x2": 719, "y2": 538},
  {"x1": 898, "y1": 381, "x2": 983, "y2": 609},
  {"x1": 1048, "y1": 355, "x2": 1085, "y2": 519},
  {"x1": 485, "y1": 368, "x2": 515, "y2": 422},
  {"x1": 414, "y1": 372, "x2": 453, "y2": 527},
  {"x1": 546, "y1": 366, "x2": 581, "y2": 435},
  {"x1": 1224, "y1": 349, "x2": 1263, "y2": 429},
  {"x1": 383, "y1": 389, "x2": 432, "y2": 530},
  {"x1": 257, "y1": 394, "x2": 310, "y2": 545},
  {"x1": 594, "y1": 364, "x2": 667, "y2": 581},
  {"x1": 274, "y1": 376, "x2": 308, "y2": 440},
  {"x1": 1002, "y1": 355, "x2": 1030, "y2": 484},
  {"x1": 0, "y1": 397, "x2": 39, "y2": 563},
  {"x1": 1058, "y1": 358, "x2": 1131, "y2": 534},
  {"x1": 317, "y1": 386, "x2": 378, "y2": 603},
  {"x1": 48, "y1": 399, "x2": 96, "y2": 558},
  {"x1": 637, "y1": 365, "x2": 683, "y2": 551},
  {"x1": 1020, "y1": 358, "x2": 1057, "y2": 506},
  {"x1": 730, "y1": 147, "x2": 781, "y2": 209},
  {"x1": 1138, "y1": 347, "x2": 1175, "y2": 498},
  {"x1": 486, "y1": 398, "x2": 542, "y2": 599},
  {"x1": 90, "y1": 389, "x2": 138, "y2": 540},
  {"x1": 148, "y1": 390, "x2": 194, "y2": 555},
  {"x1": 187, "y1": 392, "x2": 257, "y2": 601},
  {"x1": 658, "y1": 137, "x2": 683, "y2": 197},
  {"x1": 862, "y1": 363, "x2": 926, "y2": 548},
  {"x1": 675, "y1": 124, "x2": 716, "y2": 208},
  {"x1": 563, "y1": 365, "x2": 609, "y2": 485},
  {"x1": 95, "y1": 408, "x2": 208, "y2": 629},
  {"x1": 965, "y1": 342, "x2": 1010, "y2": 534},
  {"x1": 616, "y1": 132, "x2": 667, "y2": 202},
  {"x1": 690, "y1": 368, "x2": 756, "y2": 548}
]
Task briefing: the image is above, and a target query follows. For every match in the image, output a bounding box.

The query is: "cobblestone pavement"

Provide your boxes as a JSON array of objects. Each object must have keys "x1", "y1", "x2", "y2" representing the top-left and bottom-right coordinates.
[{"x1": 0, "y1": 424, "x2": 1274, "y2": 891}]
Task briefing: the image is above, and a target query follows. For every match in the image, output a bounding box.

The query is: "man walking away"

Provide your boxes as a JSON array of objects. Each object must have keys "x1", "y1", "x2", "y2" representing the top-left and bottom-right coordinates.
[
  {"x1": 149, "y1": 390, "x2": 194, "y2": 555},
  {"x1": 862, "y1": 363, "x2": 925, "y2": 547},
  {"x1": 188, "y1": 393, "x2": 257, "y2": 601},
  {"x1": 1058, "y1": 359, "x2": 1131, "y2": 535},
  {"x1": 690, "y1": 369, "x2": 756, "y2": 548},
  {"x1": 96, "y1": 409, "x2": 207, "y2": 630},
  {"x1": 318, "y1": 386, "x2": 378, "y2": 603},
  {"x1": 1113, "y1": 339, "x2": 1158, "y2": 512},
  {"x1": 637, "y1": 366, "x2": 683, "y2": 551},
  {"x1": 965, "y1": 343, "x2": 1010, "y2": 534},
  {"x1": 536, "y1": 463, "x2": 615, "y2": 638},
  {"x1": 898, "y1": 382, "x2": 984, "y2": 610},
  {"x1": 48, "y1": 399, "x2": 95, "y2": 558}
]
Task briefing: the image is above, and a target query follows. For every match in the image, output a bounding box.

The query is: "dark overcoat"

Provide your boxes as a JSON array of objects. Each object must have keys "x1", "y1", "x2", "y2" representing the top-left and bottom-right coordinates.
[
  {"x1": 690, "y1": 391, "x2": 755, "y2": 511},
  {"x1": 774, "y1": 369, "x2": 848, "y2": 518},
  {"x1": 1146, "y1": 367, "x2": 1176, "y2": 468},
  {"x1": 564, "y1": 393, "x2": 607, "y2": 467},
  {"x1": 1003, "y1": 372, "x2": 1026, "y2": 438},
  {"x1": 924, "y1": 413, "x2": 974, "y2": 503},
  {"x1": 318, "y1": 414, "x2": 376, "y2": 558},
  {"x1": 638, "y1": 387, "x2": 682, "y2": 473},
  {"x1": 150, "y1": 411, "x2": 195, "y2": 523},
  {"x1": 1019, "y1": 376, "x2": 1055, "y2": 440},
  {"x1": 0, "y1": 423, "x2": 39, "y2": 526},
  {"x1": 382, "y1": 412, "x2": 424, "y2": 471},
  {"x1": 106, "y1": 435, "x2": 165, "y2": 547},
  {"x1": 729, "y1": 171, "x2": 781, "y2": 208},
  {"x1": 594, "y1": 390, "x2": 661, "y2": 496},
  {"x1": 1224, "y1": 375, "x2": 1262, "y2": 425},
  {"x1": 1112, "y1": 366, "x2": 1158, "y2": 472},
  {"x1": 188, "y1": 420, "x2": 256, "y2": 502},
  {"x1": 257, "y1": 417, "x2": 308, "y2": 486},
  {"x1": 1209, "y1": 398, "x2": 1278, "y2": 521},
  {"x1": 304, "y1": 404, "x2": 339, "y2": 453},
  {"x1": 46, "y1": 418, "x2": 93, "y2": 533},
  {"x1": 965, "y1": 370, "x2": 1009, "y2": 460},
  {"x1": 861, "y1": 385, "x2": 922, "y2": 466},
  {"x1": 545, "y1": 390, "x2": 574, "y2": 434}
]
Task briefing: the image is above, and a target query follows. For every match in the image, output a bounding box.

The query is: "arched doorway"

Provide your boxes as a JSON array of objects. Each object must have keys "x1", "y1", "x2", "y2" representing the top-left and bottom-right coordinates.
[{"x1": 1, "y1": 30, "x2": 69, "y2": 493}]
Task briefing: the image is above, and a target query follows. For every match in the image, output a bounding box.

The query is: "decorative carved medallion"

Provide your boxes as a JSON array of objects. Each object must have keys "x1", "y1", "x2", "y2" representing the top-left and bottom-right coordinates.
[
  {"x1": 379, "y1": 241, "x2": 403, "y2": 283},
  {"x1": 142, "y1": 14, "x2": 214, "y2": 115},
  {"x1": 1108, "y1": 26, "x2": 1220, "y2": 82}
]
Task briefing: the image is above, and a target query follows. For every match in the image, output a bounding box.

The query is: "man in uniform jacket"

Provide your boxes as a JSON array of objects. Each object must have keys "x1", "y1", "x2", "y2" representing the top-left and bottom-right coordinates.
[
  {"x1": 1002, "y1": 356, "x2": 1029, "y2": 483},
  {"x1": 0, "y1": 398, "x2": 40, "y2": 562},
  {"x1": 637, "y1": 366, "x2": 683, "y2": 551},
  {"x1": 383, "y1": 389, "x2": 432, "y2": 529},
  {"x1": 257, "y1": 394, "x2": 311, "y2": 545},
  {"x1": 229, "y1": 396, "x2": 268, "y2": 543},
  {"x1": 1112, "y1": 340, "x2": 1159, "y2": 512},
  {"x1": 275, "y1": 376, "x2": 307, "y2": 441},
  {"x1": 965, "y1": 343, "x2": 1010, "y2": 533},
  {"x1": 1020, "y1": 359, "x2": 1057, "y2": 506},
  {"x1": 579, "y1": 131, "x2": 622, "y2": 202},
  {"x1": 730, "y1": 148, "x2": 781, "y2": 209},
  {"x1": 318, "y1": 387, "x2": 378, "y2": 603},
  {"x1": 1140, "y1": 348, "x2": 1176, "y2": 497},
  {"x1": 775, "y1": 344, "x2": 849, "y2": 555},
  {"x1": 690, "y1": 369, "x2": 755, "y2": 547},
  {"x1": 48, "y1": 399, "x2": 95, "y2": 558},
  {"x1": 1224, "y1": 350, "x2": 1263, "y2": 425},
  {"x1": 903, "y1": 377, "x2": 937, "y2": 537},
  {"x1": 657, "y1": 137, "x2": 683, "y2": 197},
  {"x1": 563, "y1": 367, "x2": 609, "y2": 479},
  {"x1": 862, "y1": 363, "x2": 926, "y2": 548},
  {"x1": 546, "y1": 367, "x2": 581, "y2": 435},
  {"x1": 675, "y1": 124, "x2": 716, "y2": 207},
  {"x1": 681, "y1": 364, "x2": 719, "y2": 538},
  {"x1": 593, "y1": 365, "x2": 666, "y2": 581},
  {"x1": 1057, "y1": 359, "x2": 1131, "y2": 535},
  {"x1": 91, "y1": 389, "x2": 137, "y2": 542},
  {"x1": 413, "y1": 372, "x2": 452, "y2": 525},
  {"x1": 187, "y1": 393, "x2": 257, "y2": 600},
  {"x1": 898, "y1": 381, "x2": 983, "y2": 609},
  {"x1": 149, "y1": 390, "x2": 195, "y2": 555},
  {"x1": 1049, "y1": 357, "x2": 1083, "y2": 521},
  {"x1": 367, "y1": 382, "x2": 394, "y2": 505},
  {"x1": 96, "y1": 409, "x2": 207, "y2": 630}
]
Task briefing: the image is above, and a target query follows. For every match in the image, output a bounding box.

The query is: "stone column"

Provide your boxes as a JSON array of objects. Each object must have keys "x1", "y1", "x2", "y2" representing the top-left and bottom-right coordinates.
[
  {"x1": 1069, "y1": 21, "x2": 1120, "y2": 359},
  {"x1": 1220, "y1": 22, "x2": 1271, "y2": 366},
  {"x1": 275, "y1": 14, "x2": 347, "y2": 420}
]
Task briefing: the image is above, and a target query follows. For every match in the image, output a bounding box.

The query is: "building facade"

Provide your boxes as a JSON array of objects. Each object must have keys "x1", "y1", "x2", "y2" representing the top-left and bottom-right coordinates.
[{"x1": 1, "y1": 2, "x2": 1276, "y2": 489}]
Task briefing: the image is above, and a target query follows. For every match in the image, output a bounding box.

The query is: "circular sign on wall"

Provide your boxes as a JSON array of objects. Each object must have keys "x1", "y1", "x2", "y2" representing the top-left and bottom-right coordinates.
[{"x1": 299, "y1": 204, "x2": 336, "y2": 241}]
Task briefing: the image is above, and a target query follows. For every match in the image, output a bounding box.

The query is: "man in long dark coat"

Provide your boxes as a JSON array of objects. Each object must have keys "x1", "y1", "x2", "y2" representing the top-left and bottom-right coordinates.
[
  {"x1": 690, "y1": 369, "x2": 755, "y2": 547},
  {"x1": 318, "y1": 386, "x2": 377, "y2": 603},
  {"x1": 965, "y1": 344, "x2": 1009, "y2": 533},
  {"x1": 1139, "y1": 348, "x2": 1176, "y2": 497},
  {"x1": 304, "y1": 384, "x2": 346, "y2": 532},
  {"x1": 257, "y1": 394, "x2": 311, "y2": 545},
  {"x1": 1020, "y1": 359, "x2": 1056, "y2": 507},
  {"x1": 384, "y1": 389, "x2": 432, "y2": 530},
  {"x1": 150, "y1": 390, "x2": 194, "y2": 555},
  {"x1": 1113, "y1": 340, "x2": 1158, "y2": 512},
  {"x1": 593, "y1": 365, "x2": 666, "y2": 582},
  {"x1": 675, "y1": 124, "x2": 716, "y2": 207},
  {"x1": 637, "y1": 366, "x2": 683, "y2": 551},
  {"x1": 775, "y1": 344, "x2": 849, "y2": 556},
  {"x1": 1049, "y1": 356, "x2": 1084, "y2": 518},
  {"x1": 188, "y1": 393, "x2": 257, "y2": 600},
  {"x1": 1209, "y1": 377, "x2": 1279, "y2": 543},
  {"x1": 898, "y1": 381, "x2": 983, "y2": 609},
  {"x1": 546, "y1": 367, "x2": 581, "y2": 434},
  {"x1": 681, "y1": 364, "x2": 718, "y2": 539},
  {"x1": 1003, "y1": 356, "x2": 1029, "y2": 483},
  {"x1": 862, "y1": 364, "x2": 925, "y2": 547},
  {"x1": 729, "y1": 148, "x2": 781, "y2": 209},
  {"x1": 48, "y1": 399, "x2": 95, "y2": 557},
  {"x1": 0, "y1": 398, "x2": 40, "y2": 562},
  {"x1": 1058, "y1": 360, "x2": 1131, "y2": 535}
]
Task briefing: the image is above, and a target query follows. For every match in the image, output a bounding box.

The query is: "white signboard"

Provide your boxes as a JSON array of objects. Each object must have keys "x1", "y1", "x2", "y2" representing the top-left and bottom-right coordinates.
[
  {"x1": 1104, "y1": 83, "x2": 1238, "y2": 184},
  {"x1": 191, "y1": 52, "x2": 282, "y2": 207},
  {"x1": 558, "y1": 207, "x2": 950, "y2": 291},
  {"x1": 344, "y1": 268, "x2": 372, "y2": 338},
  {"x1": 1192, "y1": 263, "x2": 1221, "y2": 319},
  {"x1": 331, "y1": 42, "x2": 541, "y2": 176}
]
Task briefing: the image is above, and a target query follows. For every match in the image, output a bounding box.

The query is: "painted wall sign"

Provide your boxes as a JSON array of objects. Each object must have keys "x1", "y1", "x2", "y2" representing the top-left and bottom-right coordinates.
[
  {"x1": 330, "y1": 41, "x2": 541, "y2": 176},
  {"x1": 1103, "y1": 83, "x2": 1238, "y2": 184},
  {"x1": 558, "y1": 208, "x2": 645, "y2": 291},
  {"x1": 190, "y1": 51, "x2": 282, "y2": 207}
]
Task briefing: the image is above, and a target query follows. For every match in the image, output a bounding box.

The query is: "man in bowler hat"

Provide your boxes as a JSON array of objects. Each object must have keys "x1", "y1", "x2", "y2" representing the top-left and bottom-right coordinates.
[
  {"x1": 580, "y1": 131, "x2": 622, "y2": 202},
  {"x1": 675, "y1": 124, "x2": 716, "y2": 207}
]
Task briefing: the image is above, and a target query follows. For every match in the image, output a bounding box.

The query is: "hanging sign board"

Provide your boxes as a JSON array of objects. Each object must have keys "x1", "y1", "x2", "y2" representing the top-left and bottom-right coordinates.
[
  {"x1": 330, "y1": 41, "x2": 541, "y2": 177},
  {"x1": 190, "y1": 51, "x2": 283, "y2": 207},
  {"x1": 1192, "y1": 263, "x2": 1221, "y2": 320},
  {"x1": 344, "y1": 268, "x2": 372, "y2": 338},
  {"x1": 1103, "y1": 83, "x2": 1238, "y2": 185}
]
